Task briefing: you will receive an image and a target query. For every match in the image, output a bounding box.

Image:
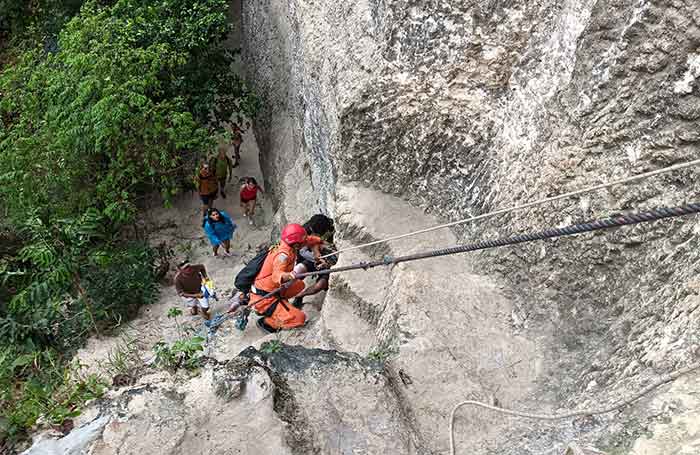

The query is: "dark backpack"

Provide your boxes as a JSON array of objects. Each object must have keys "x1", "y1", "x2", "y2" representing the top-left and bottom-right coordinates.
[{"x1": 234, "y1": 248, "x2": 270, "y2": 293}]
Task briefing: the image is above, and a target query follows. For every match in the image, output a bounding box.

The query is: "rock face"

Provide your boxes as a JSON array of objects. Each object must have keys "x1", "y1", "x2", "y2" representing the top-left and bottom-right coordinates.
[
  {"x1": 241, "y1": 345, "x2": 422, "y2": 454},
  {"x1": 241, "y1": 0, "x2": 700, "y2": 453},
  {"x1": 22, "y1": 347, "x2": 425, "y2": 455}
]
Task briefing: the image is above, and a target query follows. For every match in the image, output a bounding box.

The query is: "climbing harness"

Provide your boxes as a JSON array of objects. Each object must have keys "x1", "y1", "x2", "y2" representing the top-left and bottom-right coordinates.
[
  {"x1": 449, "y1": 361, "x2": 700, "y2": 455},
  {"x1": 322, "y1": 158, "x2": 700, "y2": 259}
]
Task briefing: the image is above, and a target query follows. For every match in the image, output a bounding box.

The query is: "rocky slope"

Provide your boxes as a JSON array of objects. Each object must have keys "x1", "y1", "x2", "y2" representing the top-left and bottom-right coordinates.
[
  {"x1": 19, "y1": 1, "x2": 700, "y2": 454},
  {"x1": 241, "y1": 0, "x2": 700, "y2": 453}
]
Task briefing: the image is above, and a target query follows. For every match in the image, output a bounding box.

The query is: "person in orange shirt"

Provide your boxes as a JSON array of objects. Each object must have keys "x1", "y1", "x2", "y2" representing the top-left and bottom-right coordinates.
[{"x1": 250, "y1": 223, "x2": 322, "y2": 332}]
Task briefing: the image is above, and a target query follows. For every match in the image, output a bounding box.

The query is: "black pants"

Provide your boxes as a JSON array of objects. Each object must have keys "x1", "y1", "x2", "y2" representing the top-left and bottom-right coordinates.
[
  {"x1": 218, "y1": 178, "x2": 227, "y2": 197},
  {"x1": 232, "y1": 144, "x2": 241, "y2": 165}
]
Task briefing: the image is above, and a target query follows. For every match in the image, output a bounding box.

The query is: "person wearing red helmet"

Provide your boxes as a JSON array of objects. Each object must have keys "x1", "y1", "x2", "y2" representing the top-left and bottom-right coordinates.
[{"x1": 249, "y1": 223, "x2": 322, "y2": 332}]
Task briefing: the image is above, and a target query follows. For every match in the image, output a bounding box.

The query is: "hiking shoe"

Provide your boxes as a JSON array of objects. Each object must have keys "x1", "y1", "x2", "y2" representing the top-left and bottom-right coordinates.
[
  {"x1": 256, "y1": 317, "x2": 276, "y2": 334},
  {"x1": 292, "y1": 297, "x2": 304, "y2": 309}
]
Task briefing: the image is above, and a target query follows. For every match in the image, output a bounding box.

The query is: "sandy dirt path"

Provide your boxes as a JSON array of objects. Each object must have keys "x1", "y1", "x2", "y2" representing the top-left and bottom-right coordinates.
[{"x1": 75, "y1": 127, "x2": 279, "y2": 375}]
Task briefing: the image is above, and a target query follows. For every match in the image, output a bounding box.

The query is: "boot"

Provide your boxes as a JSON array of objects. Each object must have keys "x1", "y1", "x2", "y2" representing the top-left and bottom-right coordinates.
[{"x1": 256, "y1": 317, "x2": 277, "y2": 334}]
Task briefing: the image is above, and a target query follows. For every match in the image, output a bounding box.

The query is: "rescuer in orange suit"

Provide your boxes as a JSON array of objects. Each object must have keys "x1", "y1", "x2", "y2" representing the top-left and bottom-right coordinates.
[{"x1": 250, "y1": 223, "x2": 322, "y2": 332}]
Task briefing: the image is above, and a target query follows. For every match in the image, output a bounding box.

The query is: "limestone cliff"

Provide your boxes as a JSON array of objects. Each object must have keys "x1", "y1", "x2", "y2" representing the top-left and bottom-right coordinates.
[{"x1": 241, "y1": 1, "x2": 700, "y2": 453}]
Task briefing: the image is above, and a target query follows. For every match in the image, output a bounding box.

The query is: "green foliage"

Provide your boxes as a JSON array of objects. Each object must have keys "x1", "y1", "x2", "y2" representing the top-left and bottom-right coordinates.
[
  {"x1": 167, "y1": 306, "x2": 185, "y2": 338},
  {"x1": 260, "y1": 340, "x2": 282, "y2": 355},
  {"x1": 0, "y1": 347, "x2": 106, "y2": 443},
  {"x1": 366, "y1": 347, "x2": 397, "y2": 363},
  {"x1": 0, "y1": 0, "x2": 86, "y2": 45},
  {"x1": 99, "y1": 335, "x2": 143, "y2": 381},
  {"x1": 1, "y1": 0, "x2": 258, "y2": 224},
  {"x1": 153, "y1": 336, "x2": 205, "y2": 371},
  {"x1": 0, "y1": 0, "x2": 259, "y2": 446},
  {"x1": 0, "y1": 213, "x2": 158, "y2": 352},
  {"x1": 167, "y1": 307, "x2": 183, "y2": 319}
]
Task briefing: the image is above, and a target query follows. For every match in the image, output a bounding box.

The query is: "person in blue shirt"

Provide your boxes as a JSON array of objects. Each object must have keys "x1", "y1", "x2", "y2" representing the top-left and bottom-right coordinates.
[{"x1": 203, "y1": 208, "x2": 237, "y2": 257}]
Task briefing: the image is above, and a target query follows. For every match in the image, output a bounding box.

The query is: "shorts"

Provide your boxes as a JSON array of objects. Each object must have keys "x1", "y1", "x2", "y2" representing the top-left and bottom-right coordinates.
[
  {"x1": 200, "y1": 193, "x2": 217, "y2": 205},
  {"x1": 182, "y1": 296, "x2": 210, "y2": 310},
  {"x1": 240, "y1": 196, "x2": 256, "y2": 204}
]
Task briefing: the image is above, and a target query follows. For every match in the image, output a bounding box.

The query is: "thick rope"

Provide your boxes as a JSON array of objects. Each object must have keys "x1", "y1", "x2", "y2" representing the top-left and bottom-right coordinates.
[
  {"x1": 449, "y1": 361, "x2": 700, "y2": 455},
  {"x1": 322, "y1": 158, "x2": 700, "y2": 259},
  {"x1": 248, "y1": 202, "x2": 700, "y2": 303},
  {"x1": 310, "y1": 202, "x2": 700, "y2": 279}
]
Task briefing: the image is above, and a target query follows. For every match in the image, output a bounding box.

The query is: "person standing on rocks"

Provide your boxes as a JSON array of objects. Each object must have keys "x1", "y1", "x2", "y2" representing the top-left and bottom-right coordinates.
[
  {"x1": 195, "y1": 162, "x2": 218, "y2": 216},
  {"x1": 203, "y1": 208, "x2": 237, "y2": 257},
  {"x1": 210, "y1": 145, "x2": 233, "y2": 199},
  {"x1": 239, "y1": 177, "x2": 263, "y2": 225},
  {"x1": 291, "y1": 214, "x2": 338, "y2": 308},
  {"x1": 174, "y1": 260, "x2": 212, "y2": 320},
  {"x1": 249, "y1": 223, "x2": 323, "y2": 332},
  {"x1": 230, "y1": 123, "x2": 243, "y2": 167}
]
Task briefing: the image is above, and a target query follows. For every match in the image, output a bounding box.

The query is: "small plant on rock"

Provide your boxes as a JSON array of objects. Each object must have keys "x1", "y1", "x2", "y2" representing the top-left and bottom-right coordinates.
[
  {"x1": 167, "y1": 307, "x2": 184, "y2": 338},
  {"x1": 367, "y1": 347, "x2": 397, "y2": 363},
  {"x1": 99, "y1": 335, "x2": 143, "y2": 385},
  {"x1": 261, "y1": 340, "x2": 282, "y2": 355},
  {"x1": 260, "y1": 314, "x2": 286, "y2": 355},
  {"x1": 153, "y1": 336, "x2": 205, "y2": 371}
]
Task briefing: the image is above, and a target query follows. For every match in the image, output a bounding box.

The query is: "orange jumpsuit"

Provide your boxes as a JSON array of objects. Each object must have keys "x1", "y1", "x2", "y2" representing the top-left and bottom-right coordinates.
[{"x1": 250, "y1": 236, "x2": 321, "y2": 330}]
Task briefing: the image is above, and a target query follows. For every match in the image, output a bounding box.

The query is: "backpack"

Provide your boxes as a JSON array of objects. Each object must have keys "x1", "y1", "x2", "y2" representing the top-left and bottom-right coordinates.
[{"x1": 234, "y1": 247, "x2": 270, "y2": 293}]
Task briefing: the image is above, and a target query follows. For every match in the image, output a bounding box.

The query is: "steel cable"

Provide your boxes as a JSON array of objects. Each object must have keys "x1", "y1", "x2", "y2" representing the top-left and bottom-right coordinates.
[
  {"x1": 248, "y1": 202, "x2": 700, "y2": 303},
  {"x1": 321, "y1": 158, "x2": 700, "y2": 259}
]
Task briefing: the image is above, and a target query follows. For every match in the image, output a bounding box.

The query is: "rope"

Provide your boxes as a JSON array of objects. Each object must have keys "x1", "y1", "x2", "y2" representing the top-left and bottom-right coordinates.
[
  {"x1": 245, "y1": 202, "x2": 700, "y2": 316},
  {"x1": 449, "y1": 361, "x2": 700, "y2": 455},
  {"x1": 308, "y1": 202, "x2": 700, "y2": 279},
  {"x1": 322, "y1": 158, "x2": 700, "y2": 259}
]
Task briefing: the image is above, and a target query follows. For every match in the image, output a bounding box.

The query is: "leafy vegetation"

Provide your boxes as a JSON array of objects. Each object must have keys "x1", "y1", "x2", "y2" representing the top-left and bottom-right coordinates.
[
  {"x1": 153, "y1": 336, "x2": 206, "y2": 371},
  {"x1": 0, "y1": 0, "x2": 86, "y2": 48},
  {"x1": 99, "y1": 335, "x2": 144, "y2": 383},
  {"x1": 366, "y1": 346, "x2": 397, "y2": 363},
  {"x1": 260, "y1": 340, "x2": 283, "y2": 355},
  {"x1": 151, "y1": 306, "x2": 204, "y2": 371},
  {"x1": 0, "y1": 0, "x2": 258, "y2": 447},
  {"x1": 0, "y1": 348, "x2": 106, "y2": 447}
]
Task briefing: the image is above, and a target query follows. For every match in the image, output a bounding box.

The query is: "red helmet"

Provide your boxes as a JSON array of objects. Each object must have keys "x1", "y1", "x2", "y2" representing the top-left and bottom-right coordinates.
[{"x1": 281, "y1": 223, "x2": 307, "y2": 245}]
